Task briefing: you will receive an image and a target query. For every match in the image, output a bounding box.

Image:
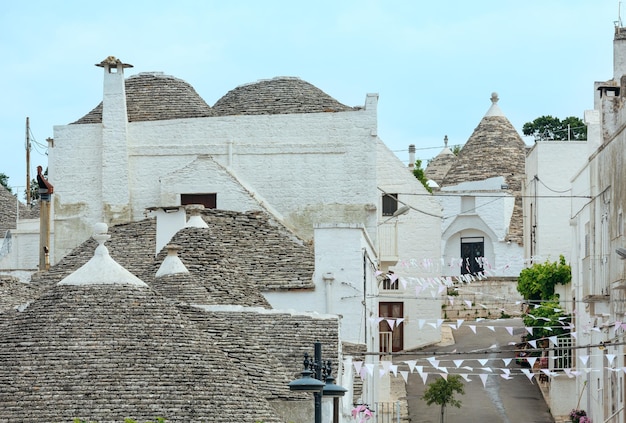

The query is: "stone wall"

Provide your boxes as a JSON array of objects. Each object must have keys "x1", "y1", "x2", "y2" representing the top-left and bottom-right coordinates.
[{"x1": 440, "y1": 277, "x2": 525, "y2": 320}]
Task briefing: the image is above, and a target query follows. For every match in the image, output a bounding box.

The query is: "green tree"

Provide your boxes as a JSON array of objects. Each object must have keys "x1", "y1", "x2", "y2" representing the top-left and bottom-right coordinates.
[
  {"x1": 0, "y1": 173, "x2": 11, "y2": 193},
  {"x1": 522, "y1": 300, "x2": 569, "y2": 341},
  {"x1": 422, "y1": 374, "x2": 465, "y2": 423},
  {"x1": 522, "y1": 115, "x2": 587, "y2": 141},
  {"x1": 413, "y1": 159, "x2": 432, "y2": 193},
  {"x1": 517, "y1": 255, "x2": 571, "y2": 302}
]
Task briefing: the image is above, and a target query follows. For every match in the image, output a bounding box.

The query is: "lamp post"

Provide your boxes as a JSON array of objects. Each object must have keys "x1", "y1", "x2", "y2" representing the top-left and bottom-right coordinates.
[{"x1": 288, "y1": 341, "x2": 347, "y2": 423}]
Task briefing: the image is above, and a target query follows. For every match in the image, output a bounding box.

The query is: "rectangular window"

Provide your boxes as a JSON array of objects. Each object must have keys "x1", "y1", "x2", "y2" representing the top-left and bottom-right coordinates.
[
  {"x1": 381, "y1": 272, "x2": 399, "y2": 290},
  {"x1": 554, "y1": 335, "x2": 573, "y2": 370},
  {"x1": 382, "y1": 193, "x2": 398, "y2": 216},
  {"x1": 181, "y1": 193, "x2": 216, "y2": 209}
]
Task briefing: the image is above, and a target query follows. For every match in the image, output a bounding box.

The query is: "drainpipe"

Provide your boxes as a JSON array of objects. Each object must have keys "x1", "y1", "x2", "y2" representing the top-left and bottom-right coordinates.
[{"x1": 323, "y1": 272, "x2": 335, "y2": 314}]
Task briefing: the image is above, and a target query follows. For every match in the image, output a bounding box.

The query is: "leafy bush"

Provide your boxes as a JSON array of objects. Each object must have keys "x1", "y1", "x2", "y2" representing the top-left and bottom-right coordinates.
[{"x1": 517, "y1": 255, "x2": 571, "y2": 302}]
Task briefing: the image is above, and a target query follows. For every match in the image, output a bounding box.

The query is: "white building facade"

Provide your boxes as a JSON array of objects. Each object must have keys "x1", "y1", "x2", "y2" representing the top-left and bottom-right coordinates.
[
  {"x1": 47, "y1": 57, "x2": 445, "y2": 415},
  {"x1": 565, "y1": 26, "x2": 626, "y2": 423}
]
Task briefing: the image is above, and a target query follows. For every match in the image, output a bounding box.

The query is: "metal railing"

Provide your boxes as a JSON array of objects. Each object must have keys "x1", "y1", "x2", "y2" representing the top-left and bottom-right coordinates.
[{"x1": 373, "y1": 401, "x2": 402, "y2": 423}]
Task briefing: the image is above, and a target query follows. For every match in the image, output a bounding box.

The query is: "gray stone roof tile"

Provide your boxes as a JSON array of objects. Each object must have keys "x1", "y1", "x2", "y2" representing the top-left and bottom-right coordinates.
[
  {"x1": 213, "y1": 76, "x2": 356, "y2": 116},
  {"x1": 0, "y1": 284, "x2": 284, "y2": 423},
  {"x1": 0, "y1": 185, "x2": 38, "y2": 235},
  {"x1": 72, "y1": 72, "x2": 214, "y2": 124}
]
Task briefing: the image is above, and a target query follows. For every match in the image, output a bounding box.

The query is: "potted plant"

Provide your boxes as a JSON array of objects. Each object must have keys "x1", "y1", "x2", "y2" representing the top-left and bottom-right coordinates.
[{"x1": 569, "y1": 409, "x2": 591, "y2": 423}]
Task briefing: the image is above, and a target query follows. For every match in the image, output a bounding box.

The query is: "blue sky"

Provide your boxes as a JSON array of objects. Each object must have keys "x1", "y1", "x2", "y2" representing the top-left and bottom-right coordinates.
[{"x1": 0, "y1": 0, "x2": 619, "y2": 198}]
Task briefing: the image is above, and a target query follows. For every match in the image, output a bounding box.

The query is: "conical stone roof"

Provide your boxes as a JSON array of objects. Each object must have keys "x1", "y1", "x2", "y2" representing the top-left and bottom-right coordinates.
[
  {"x1": 440, "y1": 93, "x2": 526, "y2": 244},
  {"x1": 213, "y1": 76, "x2": 355, "y2": 115},
  {"x1": 425, "y1": 136, "x2": 457, "y2": 187},
  {"x1": 441, "y1": 93, "x2": 526, "y2": 191},
  {"x1": 0, "y1": 225, "x2": 283, "y2": 423},
  {"x1": 0, "y1": 184, "x2": 38, "y2": 235},
  {"x1": 72, "y1": 72, "x2": 215, "y2": 124}
]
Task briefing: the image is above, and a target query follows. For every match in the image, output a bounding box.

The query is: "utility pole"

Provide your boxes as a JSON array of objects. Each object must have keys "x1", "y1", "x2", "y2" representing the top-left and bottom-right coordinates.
[{"x1": 25, "y1": 117, "x2": 30, "y2": 204}]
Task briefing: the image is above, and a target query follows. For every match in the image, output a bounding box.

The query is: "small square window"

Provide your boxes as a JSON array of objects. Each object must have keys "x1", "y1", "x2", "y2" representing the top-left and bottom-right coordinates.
[
  {"x1": 181, "y1": 193, "x2": 216, "y2": 209},
  {"x1": 382, "y1": 194, "x2": 398, "y2": 216}
]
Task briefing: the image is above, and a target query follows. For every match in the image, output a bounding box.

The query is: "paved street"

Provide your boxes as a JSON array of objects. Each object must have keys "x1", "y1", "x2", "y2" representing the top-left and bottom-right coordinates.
[{"x1": 399, "y1": 318, "x2": 554, "y2": 423}]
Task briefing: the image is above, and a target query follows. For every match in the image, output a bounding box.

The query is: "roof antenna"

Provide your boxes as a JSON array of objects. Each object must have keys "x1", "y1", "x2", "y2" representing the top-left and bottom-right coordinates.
[{"x1": 616, "y1": 1, "x2": 623, "y2": 31}]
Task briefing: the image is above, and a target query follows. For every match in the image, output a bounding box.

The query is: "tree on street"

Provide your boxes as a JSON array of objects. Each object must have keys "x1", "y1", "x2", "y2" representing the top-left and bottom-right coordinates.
[{"x1": 422, "y1": 374, "x2": 465, "y2": 423}]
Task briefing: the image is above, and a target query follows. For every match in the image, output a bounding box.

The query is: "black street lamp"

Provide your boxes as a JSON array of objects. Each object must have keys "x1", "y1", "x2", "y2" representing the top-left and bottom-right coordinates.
[{"x1": 288, "y1": 341, "x2": 347, "y2": 423}]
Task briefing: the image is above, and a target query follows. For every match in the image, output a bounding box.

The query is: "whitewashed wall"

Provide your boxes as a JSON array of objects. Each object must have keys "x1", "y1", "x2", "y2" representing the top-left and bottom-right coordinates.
[
  {"x1": 524, "y1": 141, "x2": 588, "y2": 263},
  {"x1": 437, "y1": 177, "x2": 523, "y2": 277},
  {"x1": 50, "y1": 99, "x2": 379, "y2": 262}
]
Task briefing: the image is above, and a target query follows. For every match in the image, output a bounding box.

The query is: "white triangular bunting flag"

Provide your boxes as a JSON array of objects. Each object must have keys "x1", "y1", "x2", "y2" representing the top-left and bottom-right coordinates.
[
  {"x1": 457, "y1": 319, "x2": 465, "y2": 328},
  {"x1": 487, "y1": 326, "x2": 495, "y2": 332},
  {"x1": 579, "y1": 355, "x2": 589, "y2": 365},
  {"x1": 478, "y1": 359, "x2": 488, "y2": 366},
  {"x1": 525, "y1": 327, "x2": 534, "y2": 335},
  {"x1": 439, "y1": 373, "x2": 448, "y2": 380},
  {"x1": 381, "y1": 361, "x2": 392, "y2": 372},
  {"x1": 521, "y1": 368, "x2": 535, "y2": 382},
  {"x1": 607, "y1": 354, "x2": 616, "y2": 365},
  {"x1": 468, "y1": 325, "x2": 477, "y2": 334},
  {"x1": 405, "y1": 360, "x2": 417, "y2": 373},
  {"x1": 479, "y1": 374, "x2": 488, "y2": 387},
  {"x1": 527, "y1": 357, "x2": 538, "y2": 368},
  {"x1": 528, "y1": 340, "x2": 537, "y2": 348},
  {"x1": 453, "y1": 359, "x2": 464, "y2": 368},
  {"x1": 420, "y1": 372, "x2": 429, "y2": 384},
  {"x1": 400, "y1": 370, "x2": 409, "y2": 383},
  {"x1": 460, "y1": 373, "x2": 472, "y2": 382},
  {"x1": 464, "y1": 300, "x2": 473, "y2": 308},
  {"x1": 379, "y1": 368, "x2": 386, "y2": 378},
  {"x1": 505, "y1": 327, "x2": 514, "y2": 336},
  {"x1": 353, "y1": 361, "x2": 363, "y2": 374},
  {"x1": 396, "y1": 318, "x2": 405, "y2": 326},
  {"x1": 364, "y1": 363, "x2": 375, "y2": 375},
  {"x1": 386, "y1": 319, "x2": 396, "y2": 330},
  {"x1": 549, "y1": 336, "x2": 558, "y2": 346},
  {"x1": 502, "y1": 358, "x2": 512, "y2": 366},
  {"x1": 390, "y1": 364, "x2": 398, "y2": 377}
]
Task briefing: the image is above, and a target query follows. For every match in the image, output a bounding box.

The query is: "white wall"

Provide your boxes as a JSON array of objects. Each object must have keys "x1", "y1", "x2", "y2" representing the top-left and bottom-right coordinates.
[
  {"x1": 0, "y1": 219, "x2": 47, "y2": 271},
  {"x1": 51, "y1": 101, "x2": 379, "y2": 263},
  {"x1": 438, "y1": 177, "x2": 523, "y2": 277},
  {"x1": 524, "y1": 141, "x2": 588, "y2": 264}
]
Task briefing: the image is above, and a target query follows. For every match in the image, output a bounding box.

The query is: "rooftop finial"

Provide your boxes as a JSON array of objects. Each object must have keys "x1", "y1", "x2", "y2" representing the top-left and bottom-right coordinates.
[
  {"x1": 58, "y1": 222, "x2": 147, "y2": 287},
  {"x1": 444, "y1": 135, "x2": 449, "y2": 148},
  {"x1": 490, "y1": 92, "x2": 499, "y2": 104}
]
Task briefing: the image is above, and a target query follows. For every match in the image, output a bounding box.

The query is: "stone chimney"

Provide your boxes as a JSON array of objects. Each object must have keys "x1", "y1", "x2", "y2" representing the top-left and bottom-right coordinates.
[
  {"x1": 96, "y1": 56, "x2": 133, "y2": 225},
  {"x1": 146, "y1": 206, "x2": 187, "y2": 256},
  {"x1": 614, "y1": 26, "x2": 626, "y2": 80},
  {"x1": 408, "y1": 144, "x2": 416, "y2": 170}
]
